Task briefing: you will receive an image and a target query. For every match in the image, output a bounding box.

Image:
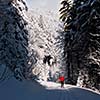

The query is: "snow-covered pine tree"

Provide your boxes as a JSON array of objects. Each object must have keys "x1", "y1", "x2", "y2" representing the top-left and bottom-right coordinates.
[
  {"x1": 0, "y1": 0, "x2": 64, "y2": 82},
  {"x1": 0, "y1": 0, "x2": 29, "y2": 81},
  {"x1": 59, "y1": 0, "x2": 100, "y2": 91},
  {"x1": 59, "y1": 0, "x2": 79, "y2": 84},
  {"x1": 26, "y1": 9, "x2": 62, "y2": 81}
]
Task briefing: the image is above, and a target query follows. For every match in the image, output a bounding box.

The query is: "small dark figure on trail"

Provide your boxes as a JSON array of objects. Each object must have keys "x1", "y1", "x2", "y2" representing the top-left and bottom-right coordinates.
[{"x1": 59, "y1": 76, "x2": 65, "y2": 88}]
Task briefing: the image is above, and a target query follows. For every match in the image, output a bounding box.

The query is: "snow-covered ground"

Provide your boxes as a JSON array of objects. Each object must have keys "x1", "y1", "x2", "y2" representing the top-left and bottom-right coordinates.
[
  {"x1": 0, "y1": 1, "x2": 100, "y2": 100},
  {"x1": 0, "y1": 78, "x2": 100, "y2": 100}
]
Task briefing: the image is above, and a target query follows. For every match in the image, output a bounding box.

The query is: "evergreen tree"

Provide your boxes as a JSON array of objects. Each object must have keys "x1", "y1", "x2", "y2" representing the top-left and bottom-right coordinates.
[
  {"x1": 60, "y1": 0, "x2": 100, "y2": 91},
  {"x1": 0, "y1": 0, "x2": 29, "y2": 82},
  {"x1": 27, "y1": 10, "x2": 61, "y2": 81}
]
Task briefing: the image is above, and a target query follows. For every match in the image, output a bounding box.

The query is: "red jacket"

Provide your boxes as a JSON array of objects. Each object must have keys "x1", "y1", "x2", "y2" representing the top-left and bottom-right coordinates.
[{"x1": 59, "y1": 76, "x2": 64, "y2": 82}]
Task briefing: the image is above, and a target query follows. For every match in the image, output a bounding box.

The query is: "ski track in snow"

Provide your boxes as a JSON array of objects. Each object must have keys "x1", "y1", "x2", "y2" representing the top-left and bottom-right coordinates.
[
  {"x1": 40, "y1": 82, "x2": 77, "y2": 100},
  {"x1": 0, "y1": 78, "x2": 100, "y2": 100}
]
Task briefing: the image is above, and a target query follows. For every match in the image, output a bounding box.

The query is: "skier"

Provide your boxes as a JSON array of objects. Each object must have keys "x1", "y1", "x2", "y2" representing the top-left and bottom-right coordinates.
[{"x1": 59, "y1": 76, "x2": 65, "y2": 88}]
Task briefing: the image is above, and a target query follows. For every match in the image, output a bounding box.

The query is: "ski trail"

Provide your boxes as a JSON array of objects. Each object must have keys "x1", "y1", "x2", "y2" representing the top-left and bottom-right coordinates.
[
  {"x1": 63, "y1": 90, "x2": 69, "y2": 100},
  {"x1": 45, "y1": 88, "x2": 73, "y2": 100},
  {"x1": 0, "y1": 79, "x2": 100, "y2": 100},
  {"x1": 66, "y1": 89, "x2": 78, "y2": 100},
  {"x1": 40, "y1": 81, "x2": 100, "y2": 100},
  {"x1": 58, "y1": 89, "x2": 77, "y2": 100},
  {"x1": 59, "y1": 90, "x2": 66, "y2": 100}
]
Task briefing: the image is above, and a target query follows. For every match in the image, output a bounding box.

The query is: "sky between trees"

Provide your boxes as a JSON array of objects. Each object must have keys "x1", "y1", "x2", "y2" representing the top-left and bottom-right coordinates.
[{"x1": 26, "y1": 0, "x2": 60, "y2": 12}]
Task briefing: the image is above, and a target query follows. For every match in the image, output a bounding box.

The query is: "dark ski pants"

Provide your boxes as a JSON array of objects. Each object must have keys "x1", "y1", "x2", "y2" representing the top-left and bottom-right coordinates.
[{"x1": 60, "y1": 81, "x2": 64, "y2": 88}]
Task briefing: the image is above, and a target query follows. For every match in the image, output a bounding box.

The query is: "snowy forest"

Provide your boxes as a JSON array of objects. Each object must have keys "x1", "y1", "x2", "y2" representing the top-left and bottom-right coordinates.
[{"x1": 0, "y1": 0, "x2": 100, "y2": 95}]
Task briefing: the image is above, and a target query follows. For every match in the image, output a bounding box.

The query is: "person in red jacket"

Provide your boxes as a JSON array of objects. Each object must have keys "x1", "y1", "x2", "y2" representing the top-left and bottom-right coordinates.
[{"x1": 59, "y1": 76, "x2": 65, "y2": 88}]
